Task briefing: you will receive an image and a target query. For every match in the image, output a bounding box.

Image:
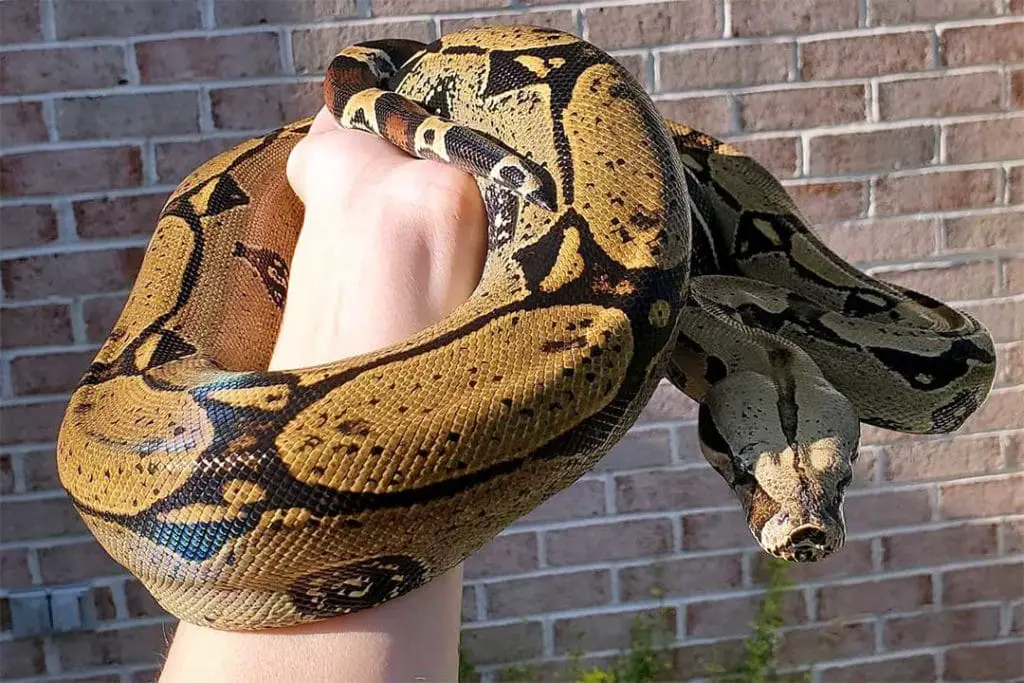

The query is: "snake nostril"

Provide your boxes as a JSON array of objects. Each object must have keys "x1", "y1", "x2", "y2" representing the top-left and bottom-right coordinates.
[{"x1": 789, "y1": 526, "x2": 827, "y2": 548}]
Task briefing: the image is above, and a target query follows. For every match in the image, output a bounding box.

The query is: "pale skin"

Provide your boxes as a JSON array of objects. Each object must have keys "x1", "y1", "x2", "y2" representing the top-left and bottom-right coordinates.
[{"x1": 159, "y1": 107, "x2": 488, "y2": 682}]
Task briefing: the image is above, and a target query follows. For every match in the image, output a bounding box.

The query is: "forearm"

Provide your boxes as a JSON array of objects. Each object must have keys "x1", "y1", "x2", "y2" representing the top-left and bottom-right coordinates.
[{"x1": 160, "y1": 119, "x2": 486, "y2": 683}]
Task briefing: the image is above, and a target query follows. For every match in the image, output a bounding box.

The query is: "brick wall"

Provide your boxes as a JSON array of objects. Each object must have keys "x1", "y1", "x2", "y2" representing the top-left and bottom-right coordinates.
[{"x1": 0, "y1": 0, "x2": 1021, "y2": 681}]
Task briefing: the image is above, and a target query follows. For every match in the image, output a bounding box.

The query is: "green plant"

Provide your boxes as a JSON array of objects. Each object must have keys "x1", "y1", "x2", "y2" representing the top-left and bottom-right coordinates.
[
  {"x1": 462, "y1": 558, "x2": 804, "y2": 683},
  {"x1": 570, "y1": 610, "x2": 675, "y2": 683},
  {"x1": 459, "y1": 648, "x2": 478, "y2": 682},
  {"x1": 709, "y1": 557, "x2": 808, "y2": 683}
]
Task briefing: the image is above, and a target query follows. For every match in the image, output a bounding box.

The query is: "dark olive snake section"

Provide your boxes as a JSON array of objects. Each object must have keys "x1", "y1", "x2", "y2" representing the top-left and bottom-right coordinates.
[{"x1": 57, "y1": 26, "x2": 995, "y2": 630}]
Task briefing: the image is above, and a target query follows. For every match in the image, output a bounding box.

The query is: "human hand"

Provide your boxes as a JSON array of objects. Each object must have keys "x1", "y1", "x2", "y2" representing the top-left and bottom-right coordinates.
[{"x1": 272, "y1": 106, "x2": 488, "y2": 369}]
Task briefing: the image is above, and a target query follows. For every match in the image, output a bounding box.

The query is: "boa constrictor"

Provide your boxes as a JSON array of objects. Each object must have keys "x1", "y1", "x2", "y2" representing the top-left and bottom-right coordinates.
[{"x1": 57, "y1": 26, "x2": 996, "y2": 630}]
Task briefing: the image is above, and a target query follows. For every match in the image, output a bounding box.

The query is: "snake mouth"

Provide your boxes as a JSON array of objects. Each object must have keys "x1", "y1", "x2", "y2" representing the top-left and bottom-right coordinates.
[
  {"x1": 764, "y1": 524, "x2": 834, "y2": 563},
  {"x1": 744, "y1": 485, "x2": 846, "y2": 563}
]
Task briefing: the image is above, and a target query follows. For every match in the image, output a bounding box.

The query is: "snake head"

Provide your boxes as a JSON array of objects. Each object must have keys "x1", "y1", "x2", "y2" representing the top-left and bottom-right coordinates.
[{"x1": 697, "y1": 370, "x2": 860, "y2": 563}]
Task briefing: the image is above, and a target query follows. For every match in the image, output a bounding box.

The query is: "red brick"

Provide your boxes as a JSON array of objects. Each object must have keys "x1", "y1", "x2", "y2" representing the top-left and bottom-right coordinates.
[
  {"x1": 57, "y1": 624, "x2": 169, "y2": 671},
  {"x1": 554, "y1": 607, "x2": 676, "y2": 654},
  {"x1": 941, "y1": 474, "x2": 1024, "y2": 519},
  {"x1": 594, "y1": 428, "x2": 671, "y2": 472},
  {"x1": 214, "y1": 0, "x2": 358, "y2": 25},
  {"x1": 439, "y1": 11, "x2": 577, "y2": 36},
  {"x1": 517, "y1": 478, "x2": 606, "y2": 524},
  {"x1": 1004, "y1": 434, "x2": 1023, "y2": 471},
  {"x1": 0, "y1": 497, "x2": 87, "y2": 542},
  {"x1": 885, "y1": 436, "x2": 1002, "y2": 482},
  {"x1": 0, "y1": 597, "x2": 10, "y2": 629},
  {"x1": 959, "y1": 388, "x2": 1023, "y2": 434},
  {"x1": 619, "y1": 554, "x2": 742, "y2": 600},
  {"x1": 727, "y1": 136, "x2": 801, "y2": 178},
  {"x1": 375, "y1": 0, "x2": 502, "y2": 14},
  {"x1": 584, "y1": 1, "x2": 719, "y2": 49},
  {"x1": 777, "y1": 621, "x2": 875, "y2": 668},
  {"x1": 817, "y1": 574, "x2": 933, "y2": 620},
  {"x1": 637, "y1": 381, "x2": 698, "y2": 423},
  {"x1": 82, "y1": 293, "x2": 127, "y2": 343},
  {"x1": 946, "y1": 117, "x2": 1024, "y2": 164},
  {"x1": 210, "y1": 82, "x2": 321, "y2": 131},
  {"x1": 874, "y1": 260, "x2": 998, "y2": 301},
  {"x1": 546, "y1": 518, "x2": 673, "y2": 566},
  {"x1": 615, "y1": 467, "x2": 733, "y2": 512},
  {"x1": 10, "y1": 350, "x2": 93, "y2": 396},
  {"x1": 941, "y1": 21, "x2": 1024, "y2": 67},
  {"x1": 74, "y1": 194, "x2": 164, "y2": 240},
  {"x1": 0, "y1": 400, "x2": 66, "y2": 445},
  {"x1": 872, "y1": 0, "x2": 999, "y2": 23},
  {"x1": 464, "y1": 533, "x2": 538, "y2": 579},
  {"x1": 155, "y1": 137, "x2": 250, "y2": 184},
  {"x1": 817, "y1": 218, "x2": 937, "y2": 264},
  {"x1": 1011, "y1": 165, "x2": 1024, "y2": 204},
  {"x1": 682, "y1": 508, "x2": 754, "y2": 551},
  {"x1": 37, "y1": 541, "x2": 125, "y2": 584},
  {"x1": 23, "y1": 449, "x2": 61, "y2": 492},
  {"x1": 0, "y1": 0, "x2": 42, "y2": 43},
  {"x1": 0, "y1": 549, "x2": 33, "y2": 588},
  {"x1": 0, "y1": 454, "x2": 14, "y2": 494},
  {"x1": 1013, "y1": 69, "x2": 1024, "y2": 108},
  {"x1": 843, "y1": 487, "x2": 932, "y2": 534},
  {"x1": 752, "y1": 539, "x2": 874, "y2": 584},
  {"x1": 57, "y1": 93, "x2": 200, "y2": 140},
  {"x1": 995, "y1": 342, "x2": 1023, "y2": 387},
  {"x1": 670, "y1": 640, "x2": 747, "y2": 679},
  {"x1": 820, "y1": 654, "x2": 936, "y2": 682},
  {"x1": 958, "y1": 300, "x2": 1021, "y2": 344},
  {"x1": 786, "y1": 181, "x2": 867, "y2": 222},
  {"x1": 1, "y1": 147, "x2": 143, "y2": 197},
  {"x1": 675, "y1": 423, "x2": 703, "y2": 464},
  {"x1": 3, "y1": 248, "x2": 145, "y2": 300},
  {"x1": 125, "y1": 580, "x2": 166, "y2": 618},
  {"x1": 1, "y1": 102, "x2": 48, "y2": 147},
  {"x1": 801, "y1": 32, "x2": 932, "y2": 80},
  {"x1": 0, "y1": 204, "x2": 58, "y2": 249},
  {"x1": 808, "y1": 126, "x2": 935, "y2": 175},
  {"x1": 485, "y1": 570, "x2": 612, "y2": 618},
  {"x1": 1005, "y1": 256, "x2": 1024, "y2": 294},
  {"x1": 609, "y1": 52, "x2": 648, "y2": 87},
  {"x1": 945, "y1": 211, "x2": 1024, "y2": 252},
  {"x1": 945, "y1": 642, "x2": 1024, "y2": 680},
  {"x1": 732, "y1": 0, "x2": 857, "y2": 35},
  {"x1": 0, "y1": 46, "x2": 127, "y2": 96},
  {"x1": 460, "y1": 622, "x2": 543, "y2": 666},
  {"x1": 688, "y1": 592, "x2": 805, "y2": 639},
  {"x1": 0, "y1": 639, "x2": 46, "y2": 678},
  {"x1": 739, "y1": 85, "x2": 865, "y2": 133},
  {"x1": 462, "y1": 586, "x2": 477, "y2": 623},
  {"x1": 658, "y1": 42, "x2": 793, "y2": 91},
  {"x1": 884, "y1": 605, "x2": 1001, "y2": 650},
  {"x1": 879, "y1": 71, "x2": 1004, "y2": 120},
  {"x1": 55, "y1": 0, "x2": 200, "y2": 39},
  {"x1": 879, "y1": 169, "x2": 1000, "y2": 215},
  {"x1": 656, "y1": 96, "x2": 734, "y2": 138},
  {"x1": 1013, "y1": 601, "x2": 1024, "y2": 633},
  {"x1": 92, "y1": 585, "x2": 117, "y2": 622},
  {"x1": 944, "y1": 562, "x2": 1024, "y2": 605},
  {"x1": 883, "y1": 523, "x2": 999, "y2": 570},
  {"x1": 136, "y1": 33, "x2": 282, "y2": 84},
  {"x1": 291, "y1": 21, "x2": 434, "y2": 74}
]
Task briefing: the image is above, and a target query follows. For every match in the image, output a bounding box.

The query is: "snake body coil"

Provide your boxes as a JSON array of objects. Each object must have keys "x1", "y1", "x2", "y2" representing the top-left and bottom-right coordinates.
[{"x1": 58, "y1": 27, "x2": 995, "y2": 630}]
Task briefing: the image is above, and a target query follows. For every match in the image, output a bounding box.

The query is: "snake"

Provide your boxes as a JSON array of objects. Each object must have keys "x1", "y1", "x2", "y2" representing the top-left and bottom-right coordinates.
[{"x1": 56, "y1": 26, "x2": 996, "y2": 630}]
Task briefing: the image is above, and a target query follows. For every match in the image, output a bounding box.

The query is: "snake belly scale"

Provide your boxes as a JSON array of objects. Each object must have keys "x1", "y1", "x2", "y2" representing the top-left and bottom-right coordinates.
[{"x1": 57, "y1": 26, "x2": 995, "y2": 630}]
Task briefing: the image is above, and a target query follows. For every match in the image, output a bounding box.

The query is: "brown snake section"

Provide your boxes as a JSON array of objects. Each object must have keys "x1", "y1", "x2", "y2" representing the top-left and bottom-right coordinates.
[{"x1": 57, "y1": 26, "x2": 995, "y2": 630}]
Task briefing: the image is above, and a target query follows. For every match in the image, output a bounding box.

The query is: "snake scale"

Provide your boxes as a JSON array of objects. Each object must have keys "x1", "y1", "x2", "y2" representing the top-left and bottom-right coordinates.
[{"x1": 57, "y1": 26, "x2": 996, "y2": 630}]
